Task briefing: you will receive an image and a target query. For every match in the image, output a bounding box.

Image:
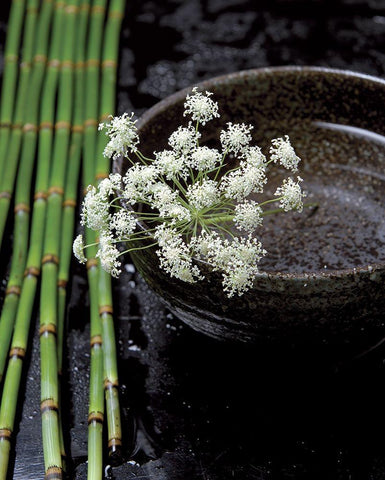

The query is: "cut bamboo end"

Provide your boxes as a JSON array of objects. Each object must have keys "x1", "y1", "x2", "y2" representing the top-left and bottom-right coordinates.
[
  {"x1": 48, "y1": 186, "x2": 64, "y2": 196},
  {"x1": 108, "y1": 437, "x2": 122, "y2": 448},
  {"x1": 99, "y1": 305, "x2": 113, "y2": 316},
  {"x1": 44, "y1": 465, "x2": 62, "y2": 480},
  {"x1": 34, "y1": 191, "x2": 48, "y2": 201},
  {"x1": 42, "y1": 254, "x2": 59, "y2": 265},
  {"x1": 86, "y1": 258, "x2": 98, "y2": 270},
  {"x1": 40, "y1": 398, "x2": 59, "y2": 414},
  {"x1": 0, "y1": 428, "x2": 12, "y2": 442},
  {"x1": 24, "y1": 266, "x2": 40, "y2": 278},
  {"x1": 39, "y1": 323, "x2": 57, "y2": 337},
  {"x1": 5, "y1": 285, "x2": 21, "y2": 296},
  {"x1": 14, "y1": 203, "x2": 30, "y2": 214},
  {"x1": 9, "y1": 346, "x2": 26, "y2": 360},
  {"x1": 63, "y1": 199, "x2": 76, "y2": 208},
  {"x1": 104, "y1": 378, "x2": 119, "y2": 390},
  {"x1": 88, "y1": 411, "x2": 104, "y2": 425},
  {"x1": 90, "y1": 335, "x2": 103, "y2": 347}
]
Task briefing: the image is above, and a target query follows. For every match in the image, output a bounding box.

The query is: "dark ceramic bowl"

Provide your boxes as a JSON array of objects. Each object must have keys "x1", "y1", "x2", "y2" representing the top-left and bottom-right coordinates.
[{"x1": 116, "y1": 67, "x2": 385, "y2": 344}]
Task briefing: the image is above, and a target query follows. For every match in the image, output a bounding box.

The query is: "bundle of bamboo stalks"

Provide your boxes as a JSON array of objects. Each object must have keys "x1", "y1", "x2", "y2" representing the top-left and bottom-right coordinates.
[{"x1": 0, "y1": 0, "x2": 125, "y2": 478}]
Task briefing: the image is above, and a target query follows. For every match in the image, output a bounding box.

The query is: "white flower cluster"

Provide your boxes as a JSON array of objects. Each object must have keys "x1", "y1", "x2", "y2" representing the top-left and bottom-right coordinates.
[{"x1": 74, "y1": 87, "x2": 306, "y2": 295}]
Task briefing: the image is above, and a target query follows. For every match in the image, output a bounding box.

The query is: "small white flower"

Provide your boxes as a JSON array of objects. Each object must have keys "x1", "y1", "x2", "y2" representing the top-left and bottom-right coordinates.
[
  {"x1": 156, "y1": 233, "x2": 202, "y2": 283},
  {"x1": 81, "y1": 186, "x2": 110, "y2": 231},
  {"x1": 242, "y1": 146, "x2": 267, "y2": 167},
  {"x1": 270, "y1": 135, "x2": 301, "y2": 172},
  {"x1": 183, "y1": 87, "x2": 220, "y2": 125},
  {"x1": 168, "y1": 123, "x2": 201, "y2": 155},
  {"x1": 186, "y1": 179, "x2": 220, "y2": 210},
  {"x1": 99, "y1": 113, "x2": 139, "y2": 159},
  {"x1": 190, "y1": 146, "x2": 221, "y2": 171},
  {"x1": 274, "y1": 176, "x2": 306, "y2": 212},
  {"x1": 220, "y1": 122, "x2": 253, "y2": 155},
  {"x1": 123, "y1": 164, "x2": 159, "y2": 201},
  {"x1": 97, "y1": 233, "x2": 121, "y2": 277},
  {"x1": 234, "y1": 200, "x2": 263, "y2": 233},
  {"x1": 221, "y1": 165, "x2": 266, "y2": 201},
  {"x1": 162, "y1": 203, "x2": 191, "y2": 223},
  {"x1": 73, "y1": 234, "x2": 87, "y2": 264},
  {"x1": 110, "y1": 209, "x2": 137, "y2": 238},
  {"x1": 154, "y1": 150, "x2": 188, "y2": 180}
]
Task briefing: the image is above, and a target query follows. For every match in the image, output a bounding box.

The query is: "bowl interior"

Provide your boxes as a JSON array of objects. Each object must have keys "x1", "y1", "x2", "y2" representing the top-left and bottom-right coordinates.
[{"x1": 135, "y1": 67, "x2": 385, "y2": 276}]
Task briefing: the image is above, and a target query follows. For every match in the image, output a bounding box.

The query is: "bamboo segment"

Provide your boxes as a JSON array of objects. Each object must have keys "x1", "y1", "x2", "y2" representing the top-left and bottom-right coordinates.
[
  {"x1": 0, "y1": 0, "x2": 54, "y2": 248},
  {"x1": 0, "y1": 1, "x2": 65, "y2": 478},
  {"x1": 39, "y1": 0, "x2": 78, "y2": 476},
  {"x1": 56, "y1": 0, "x2": 89, "y2": 469},
  {"x1": 95, "y1": 0, "x2": 126, "y2": 463},
  {"x1": 0, "y1": 0, "x2": 26, "y2": 172},
  {"x1": 83, "y1": 1, "x2": 108, "y2": 478},
  {"x1": 0, "y1": 0, "x2": 39, "y2": 385}
]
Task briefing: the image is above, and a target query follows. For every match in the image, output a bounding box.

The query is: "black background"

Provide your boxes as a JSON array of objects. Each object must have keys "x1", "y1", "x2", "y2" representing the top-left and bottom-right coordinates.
[{"x1": 1, "y1": 0, "x2": 385, "y2": 479}]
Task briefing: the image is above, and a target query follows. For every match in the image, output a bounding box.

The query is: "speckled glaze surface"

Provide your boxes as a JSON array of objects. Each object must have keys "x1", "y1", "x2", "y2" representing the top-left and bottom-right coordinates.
[{"x1": 116, "y1": 67, "x2": 385, "y2": 343}]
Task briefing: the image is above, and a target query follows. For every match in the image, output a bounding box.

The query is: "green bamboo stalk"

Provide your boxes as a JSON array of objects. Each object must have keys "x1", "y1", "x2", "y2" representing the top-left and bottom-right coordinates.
[
  {"x1": 0, "y1": 0, "x2": 39, "y2": 385},
  {"x1": 56, "y1": 0, "x2": 89, "y2": 469},
  {"x1": 0, "y1": 0, "x2": 54, "y2": 250},
  {"x1": 39, "y1": 0, "x2": 78, "y2": 477},
  {"x1": 96, "y1": 0, "x2": 126, "y2": 463},
  {"x1": 0, "y1": 2, "x2": 63, "y2": 477},
  {"x1": 83, "y1": 1, "x2": 108, "y2": 478},
  {"x1": 0, "y1": 0, "x2": 26, "y2": 172}
]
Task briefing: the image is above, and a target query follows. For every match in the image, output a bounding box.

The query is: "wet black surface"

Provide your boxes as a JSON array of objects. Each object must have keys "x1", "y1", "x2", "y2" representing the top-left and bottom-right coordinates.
[{"x1": 1, "y1": 0, "x2": 385, "y2": 478}]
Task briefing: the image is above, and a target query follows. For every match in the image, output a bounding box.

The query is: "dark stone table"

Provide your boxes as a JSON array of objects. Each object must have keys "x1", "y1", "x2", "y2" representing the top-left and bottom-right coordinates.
[{"x1": 1, "y1": 0, "x2": 385, "y2": 478}]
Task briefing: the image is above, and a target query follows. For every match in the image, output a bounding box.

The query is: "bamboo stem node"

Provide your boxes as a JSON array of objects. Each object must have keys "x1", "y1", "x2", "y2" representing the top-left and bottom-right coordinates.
[
  {"x1": 90, "y1": 334, "x2": 103, "y2": 347},
  {"x1": 40, "y1": 398, "x2": 59, "y2": 414},
  {"x1": 99, "y1": 305, "x2": 113, "y2": 315},
  {"x1": 86, "y1": 258, "x2": 98, "y2": 270},
  {"x1": 104, "y1": 378, "x2": 119, "y2": 390},
  {"x1": 48, "y1": 186, "x2": 64, "y2": 196},
  {"x1": 42, "y1": 253, "x2": 59, "y2": 265},
  {"x1": 63, "y1": 198, "x2": 76, "y2": 208},
  {"x1": 108, "y1": 437, "x2": 122, "y2": 448},
  {"x1": 39, "y1": 323, "x2": 57, "y2": 337},
  {"x1": 23, "y1": 123, "x2": 38, "y2": 133},
  {"x1": 102, "y1": 59, "x2": 117, "y2": 69},
  {"x1": 40, "y1": 121, "x2": 54, "y2": 130},
  {"x1": 5, "y1": 285, "x2": 21, "y2": 296},
  {"x1": 72, "y1": 124, "x2": 83, "y2": 133},
  {"x1": 34, "y1": 191, "x2": 48, "y2": 200},
  {"x1": 9, "y1": 346, "x2": 26, "y2": 359},
  {"x1": 0, "y1": 192, "x2": 11, "y2": 199},
  {"x1": 88, "y1": 411, "x2": 104, "y2": 425},
  {"x1": 0, "y1": 428, "x2": 12, "y2": 441},
  {"x1": 24, "y1": 266, "x2": 40, "y2": 278},
  {"x1": 33, "y1": 54, "x2": 48, "y2": 64},
  {"x1": 44, "y1": 465, "x2": 62, "y2": 480},
  {"x1": 95, "y1": 172, "x2": 108, "y2": 180},
  {"x1": 14, "y1": 202, "x2": 30, "y2": 214},
  {"x1": 55, "y1": 120, "x2": 71, "y2": 130}
]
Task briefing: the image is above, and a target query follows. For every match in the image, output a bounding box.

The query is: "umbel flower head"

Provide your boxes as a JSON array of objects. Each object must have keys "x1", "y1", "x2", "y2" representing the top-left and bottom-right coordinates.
[{"x1": 74, "y1": 87, "x2": 307, "y2": 297}]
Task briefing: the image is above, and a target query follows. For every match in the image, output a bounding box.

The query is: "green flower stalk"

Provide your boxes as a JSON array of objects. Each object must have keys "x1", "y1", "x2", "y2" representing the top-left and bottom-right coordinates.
[
  {"x1": 0, "y1": 0, "x2": 26, "y2": 173},
  {"x1": 95, "y1": 0, "x2": 125, "y2": 464},
  {"x1": 0, "y1": 0, "x2": 39, "y2": 385},
  {"x1": 39, "y1": 0, "x2": 78, "y2": 477},
  {"x1": 56, "y1": 0, "x2": 89, "y2": 469},
  {"x1": 75, "y1": 90, "x2": 307, "y2": 298},
  {"x1": 82, "y1": 1, "x2": 107, "y2": 478}
]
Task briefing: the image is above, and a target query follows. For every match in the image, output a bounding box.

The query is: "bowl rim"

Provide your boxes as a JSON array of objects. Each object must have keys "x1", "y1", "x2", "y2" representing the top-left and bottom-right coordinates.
[{"x1": 133, "y1": 66, "x2": 385, "y2": 281}]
